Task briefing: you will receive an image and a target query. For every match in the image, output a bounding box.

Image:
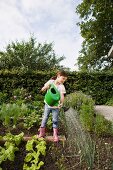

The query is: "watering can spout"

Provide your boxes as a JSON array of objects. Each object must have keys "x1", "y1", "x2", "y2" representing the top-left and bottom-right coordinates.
[{"x1": 62, "y1": 106, "x2": 70, "y2": 112}]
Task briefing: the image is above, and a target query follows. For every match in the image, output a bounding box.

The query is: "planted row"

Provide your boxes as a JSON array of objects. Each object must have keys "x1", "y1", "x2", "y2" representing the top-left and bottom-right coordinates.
[{"x1": 0, "y1": 133, "x2": 46, "y2": 170}]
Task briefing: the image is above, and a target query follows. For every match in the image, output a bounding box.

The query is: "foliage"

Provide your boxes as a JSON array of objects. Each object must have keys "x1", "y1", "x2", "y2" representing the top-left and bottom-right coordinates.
[
  {"x1": 23, "y1": 137, "x2": 46, "y2": 170},
  {"x1": 80, "y1": 104, "x2": 95, "y2": 131},
  {"x1": 0, "y1": 92, "x2": 9, "y2": 105},
  {"x1": 64, "y1": 91, "x2": 95, "y2": 132},
  {"x1": 65, "y1": 107, "x2": 95, "y2": 170},
  {"x1": 1, "y1": 70, "x2": 113, "y2": 105},
  {"x1": 64, "y1": 91, "x2": 95, "y2": 112},
  {"x1": 64, "y1": 91, "x2": 113, "y2": 136},
  {"x1": 23, "y1": 111, "x2": 41, "y2": 130},
  {"x1": 3, "y1": 132, "x2": 24, "y2": 145},
  {"x1": 105, "y1": 96, "x2": 113, "y2": 106},
  {"x1": 1, "y1": 101, "x2": 44, "y2": 130},
  {"x1": 76, "y1": 0, "x2": 113, "y2": 71},
  {"x1": 0, "y1": 36, "x2": 65, "y2": 71},
  {"x1": 0, "y1": 133, "x2": 24, "y2": 170},
  {"x1": 11, "y1": 88, "x2": 29, "y2": 101},
  {"x1": 66, "y1": 71, "x2": 113, "y2": 104},
  {"x1": 94, "y1": 114, "x2": 113, "y2": 136},
  {"x1": 0, "y1": 103, "x2": 28, "y2": 128}
]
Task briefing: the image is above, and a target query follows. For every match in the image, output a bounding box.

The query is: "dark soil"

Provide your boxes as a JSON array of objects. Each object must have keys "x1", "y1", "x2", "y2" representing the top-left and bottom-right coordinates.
[{"x1": 0, "y1": 123, "x2": 113, "y2": 170}]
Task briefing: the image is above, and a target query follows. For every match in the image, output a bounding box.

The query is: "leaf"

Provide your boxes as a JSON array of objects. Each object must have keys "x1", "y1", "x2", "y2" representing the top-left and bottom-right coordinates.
[
  {"x1": 26, "y1": 139, "x2": 34, "y2": 151},
  {"x1": 24, "y1": 153, "x2": 33, "y2": 162}
]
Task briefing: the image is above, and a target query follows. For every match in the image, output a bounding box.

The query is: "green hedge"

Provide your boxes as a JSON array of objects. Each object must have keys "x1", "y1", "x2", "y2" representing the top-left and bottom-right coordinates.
[
  {"x1": 0, "y1": 69, "x2": 113, "y2": 104},
  {"x1": 67, "y1": 71, "x2": 113, "y2": 104}
]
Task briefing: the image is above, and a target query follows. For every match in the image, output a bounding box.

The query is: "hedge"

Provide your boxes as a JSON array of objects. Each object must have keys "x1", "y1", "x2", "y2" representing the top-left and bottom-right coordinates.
[{"x1": 0, "y1": 69, "x2": 113, "y2": 104}]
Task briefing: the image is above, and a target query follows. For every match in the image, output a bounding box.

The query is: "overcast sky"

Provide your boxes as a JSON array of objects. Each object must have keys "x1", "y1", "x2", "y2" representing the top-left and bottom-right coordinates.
[{"x1": 0, "y1": 0, "x2": 83, "y2": 70}]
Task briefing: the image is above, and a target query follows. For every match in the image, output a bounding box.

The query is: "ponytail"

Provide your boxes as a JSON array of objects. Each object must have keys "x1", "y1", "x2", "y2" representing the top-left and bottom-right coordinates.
[{"x1": 51, "y1": 76, "x2": 57, "y2": 80}]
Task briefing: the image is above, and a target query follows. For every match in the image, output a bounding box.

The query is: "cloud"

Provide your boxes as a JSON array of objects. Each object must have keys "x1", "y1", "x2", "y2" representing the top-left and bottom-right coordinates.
[
  {"x1": 0, "y1": 0, "x2": 83, "y2": 70},
  {"x1": 0, "y1": 0, "x2": 30, "y2": 48}
]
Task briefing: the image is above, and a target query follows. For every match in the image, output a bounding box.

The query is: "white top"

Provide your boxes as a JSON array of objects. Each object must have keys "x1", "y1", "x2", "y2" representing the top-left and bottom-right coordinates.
[
  {"x1": 44, "y1": 79, "x2": 66, "y2": 94},
  {"x1": 44, "y1": 79, "x2": 66, "y2": 107}
]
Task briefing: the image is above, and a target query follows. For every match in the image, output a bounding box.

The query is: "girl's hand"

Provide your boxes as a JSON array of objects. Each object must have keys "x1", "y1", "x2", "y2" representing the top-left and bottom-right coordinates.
[
  {"x1": 58, "y1": 103, "x2": 63, "y2": 108},
  {"x1": 50, "y1": 105, "x2": 61, "y2": 109}
]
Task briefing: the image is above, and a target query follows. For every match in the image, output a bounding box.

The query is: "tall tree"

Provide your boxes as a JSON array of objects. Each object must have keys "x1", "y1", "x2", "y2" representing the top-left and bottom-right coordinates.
[
  {"x1": 76, "y1": 0, "x2": 113, "y2": 71},
  {"x1": 0, "y1": 36, "x2": 65, "y2": 71}
]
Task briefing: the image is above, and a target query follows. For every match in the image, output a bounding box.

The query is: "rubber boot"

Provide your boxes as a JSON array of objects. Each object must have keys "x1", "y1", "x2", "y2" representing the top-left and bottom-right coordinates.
[
  {"x1": 53, "y1": 128, "x2": 59, "y2": 142},
  {"x1": 38, "y1": 127, "x2": 45, "y2": 138}
]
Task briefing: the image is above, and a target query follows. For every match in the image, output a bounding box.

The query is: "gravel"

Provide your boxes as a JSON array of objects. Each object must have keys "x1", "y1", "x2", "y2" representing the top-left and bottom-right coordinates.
[{"x1": 95, "y1": 105, "x2": 113, "y2": 121}]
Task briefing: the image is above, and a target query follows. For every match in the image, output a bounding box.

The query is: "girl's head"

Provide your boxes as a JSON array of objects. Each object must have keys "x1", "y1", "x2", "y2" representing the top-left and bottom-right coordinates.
[{"x1": 56, "y1": 70, "x2": 67, "y2": 84}]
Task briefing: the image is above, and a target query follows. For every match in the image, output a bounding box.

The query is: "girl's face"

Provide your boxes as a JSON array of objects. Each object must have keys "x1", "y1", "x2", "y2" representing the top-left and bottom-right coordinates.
[{"x1": 57, "y1": 75, "x2": 67, "y2": 84}]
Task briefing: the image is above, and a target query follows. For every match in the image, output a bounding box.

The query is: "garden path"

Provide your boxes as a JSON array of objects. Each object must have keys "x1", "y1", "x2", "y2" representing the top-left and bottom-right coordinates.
[{"x1": 95, "y1": 105, "x2": 113, "y2": 121}]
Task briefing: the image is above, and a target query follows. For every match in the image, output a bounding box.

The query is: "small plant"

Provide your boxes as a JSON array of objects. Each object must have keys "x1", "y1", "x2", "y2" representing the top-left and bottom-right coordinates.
[
  {"x1": 23, "y1": 136, "x2": 46, "y2": 170},
  {"x1": 23, "y1": 111, "x2": 41, "y2": 129},
  {"x1": 0, "y1": 132, "x2": 24, "y2": 170},
  {"x1": 0, "y1": 103, "x2": 28, "y2": 128},
  {"x1": 12, "y1": 88, "x2": 28, "y2": 100}
]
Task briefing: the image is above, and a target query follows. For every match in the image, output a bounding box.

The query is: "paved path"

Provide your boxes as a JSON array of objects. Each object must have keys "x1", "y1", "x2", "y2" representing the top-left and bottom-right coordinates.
[{"x1": 95, "y1": 105, "x2": 113, "y2": 121}]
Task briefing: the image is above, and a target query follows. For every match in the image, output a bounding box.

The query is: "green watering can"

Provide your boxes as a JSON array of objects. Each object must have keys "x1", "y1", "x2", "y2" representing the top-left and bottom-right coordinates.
[{"x1": 44, "y1": 84, "x2": 61, "y2": 106}]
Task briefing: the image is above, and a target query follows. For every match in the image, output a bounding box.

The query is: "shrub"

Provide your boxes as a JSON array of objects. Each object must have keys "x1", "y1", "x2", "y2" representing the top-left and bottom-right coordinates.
[
  {"x1": 80, "y1": 104, "x2": 94, "y2": 131},
  {"x1": 64, "y1": 91, "x2": 95, "y2": 111},
  {"x1": 64, "y1": 92, "x2": 95, "y2": 131},
  {"x1": 105, "y1": 96, "x2": 113, "y2": 106},
  {"x1": 0, "y1": 92, "x2": 9, "y2": 104},
  {"x1": 94, "y1": 114, "x2": 113, "y2": 136}
]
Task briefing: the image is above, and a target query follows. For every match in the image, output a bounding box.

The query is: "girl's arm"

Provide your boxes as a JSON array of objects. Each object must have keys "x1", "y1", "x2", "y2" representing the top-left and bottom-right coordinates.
[
  {"x1": 40, "y1": 84, "x2": 50, "y2": 92},
  {"x1": 40, "y1": 80, "x2": 53, "y2": 92},
  {"x1": 59, "y1": 93, "x2": 65, "y2": 107}
]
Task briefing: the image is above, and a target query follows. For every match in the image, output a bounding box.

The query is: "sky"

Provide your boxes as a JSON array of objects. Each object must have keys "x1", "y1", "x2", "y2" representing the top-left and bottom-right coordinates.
[{"x1": 0, "y1": 0, "x2": 83, "y2": 71}]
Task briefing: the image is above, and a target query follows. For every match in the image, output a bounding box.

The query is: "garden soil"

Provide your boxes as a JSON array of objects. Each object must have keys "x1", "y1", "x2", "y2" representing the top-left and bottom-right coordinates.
[{"x1": 1, "y1": 106, "x2": 113, "y2": 169}]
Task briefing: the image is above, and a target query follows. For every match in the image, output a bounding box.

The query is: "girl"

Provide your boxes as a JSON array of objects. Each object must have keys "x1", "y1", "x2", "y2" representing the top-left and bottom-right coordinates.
[{"x1": 38, "y1": 70, "x2": 67, "y2": 142}]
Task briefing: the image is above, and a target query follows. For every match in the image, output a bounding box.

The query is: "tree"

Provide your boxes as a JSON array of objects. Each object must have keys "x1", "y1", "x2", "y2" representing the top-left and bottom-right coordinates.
[
  {"x1": 76, "y1": 0, "x2": 113, "y2": 71},
  {"x1": 0, "y1": 36, "x2": 65, "y2": 71}
]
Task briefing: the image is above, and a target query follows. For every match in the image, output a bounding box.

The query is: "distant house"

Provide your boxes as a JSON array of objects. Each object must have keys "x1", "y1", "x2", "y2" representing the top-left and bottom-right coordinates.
[{"x1": 108, "y1": 45, "x2": 113, "y2": 57}]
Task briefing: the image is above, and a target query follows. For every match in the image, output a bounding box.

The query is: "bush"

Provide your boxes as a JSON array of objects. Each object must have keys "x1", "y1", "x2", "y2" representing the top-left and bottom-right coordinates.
[
  {"x1": 64, "y1": 92, "x2": 95, "y2": 131},
  {"x1": 80, "y1": 104, "x2": 94, "y2": 131},
  {"x1": 106, "y1": 96, "x2": 113, "y2": 106},
  {"x1": 64, "y1": 91, "x2": 95, "y2": 112},
  {"x1": 94, "y1": 114, "x2": 113, "y2": 136},
  {"x1": 1, "y1": 69, "x2": 113, "y2": 104},
  {"x1": 0, "y1": 92, "x2": 9, "y2": 104}
]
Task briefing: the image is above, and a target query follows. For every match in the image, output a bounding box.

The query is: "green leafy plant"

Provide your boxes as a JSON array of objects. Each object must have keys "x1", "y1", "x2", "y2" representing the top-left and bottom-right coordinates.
[
  {"x1": 23, "y1": 136, "x2": 46, "y2": 170},
  {"x1": 94, "y1": 114, "x2": 113, "y2": 136},
  {"x1": 106, "y1": 97, "x2": 113, "y2": 106},
  {"x1": 0, "y1": 103, "x2": 28, "y2": 128},
  {"x1": 64, "y1": 91, "x2": 95, "y2": 112},
  {"x1": 64, "y1": 92, "x2": 95, "y2": 131},
  {"x1": 23, "y1": 111, "x2": 41, "y2": 129},
  {"x1": 0, "y1": 133, "x2": 24, "y2": 170},
  {"x1": 0, "y1": 92, "x2": 8, "y2": 105},
  {"x1": 3, "y1": 132, "x2": 24, "y2": 145},
  {"x1": 12, "y1": 88, "x2": 28, "y2": 100},
  {"x1": 80, "y1": 104, "x2": 95, "y2": 131}
]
